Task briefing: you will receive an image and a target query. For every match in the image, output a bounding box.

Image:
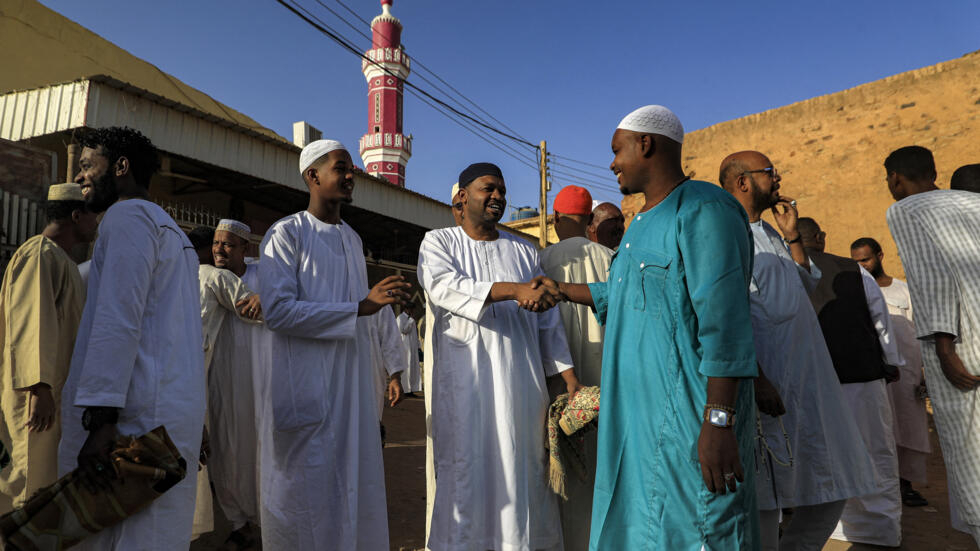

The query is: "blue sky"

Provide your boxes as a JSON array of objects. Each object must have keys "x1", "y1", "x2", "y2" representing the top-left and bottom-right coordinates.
[{"x1": 41, "y1": 0, "x2": 980, "y2": 212}]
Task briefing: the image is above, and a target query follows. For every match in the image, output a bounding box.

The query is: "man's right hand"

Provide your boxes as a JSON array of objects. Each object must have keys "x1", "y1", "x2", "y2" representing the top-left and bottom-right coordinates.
[
  {"x1": 77, "y1": 424, "x2": 119, "y2": 494},
  {"x1": 358, "y1": 275, "x2": 411, "y2": 316},
  {"x1": 937, "y1": 349, "x2": 980, "y2": 391},
  {"x1": 25, "y1": 384, "x2": 56, "y2": 433},
  {"x1": 236, "y1": 294, "x2": 263, "y2": 320},
  {"x1": 515, "y1": 280, "x2": 561, "y2": 312},
  {"x1": 754, "y1": 374, "x2": 786, "y2": 417}
]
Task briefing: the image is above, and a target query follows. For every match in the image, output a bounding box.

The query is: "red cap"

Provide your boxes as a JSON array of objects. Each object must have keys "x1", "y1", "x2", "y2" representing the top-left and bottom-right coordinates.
[{"x1": 553, "y1": 185, "x2": 593, "y2": 215}]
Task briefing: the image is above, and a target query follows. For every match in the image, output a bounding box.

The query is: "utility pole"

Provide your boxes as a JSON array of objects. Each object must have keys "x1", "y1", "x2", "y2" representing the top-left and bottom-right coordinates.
[{"x1": 538, "y1": 140, "x2": 550, "y2": 248}]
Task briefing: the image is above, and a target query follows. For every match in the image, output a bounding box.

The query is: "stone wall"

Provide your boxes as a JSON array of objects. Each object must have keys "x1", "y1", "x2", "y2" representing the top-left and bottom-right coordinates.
[{"x1": 623, "y1": 50, "x2": 980, "y2": 277}]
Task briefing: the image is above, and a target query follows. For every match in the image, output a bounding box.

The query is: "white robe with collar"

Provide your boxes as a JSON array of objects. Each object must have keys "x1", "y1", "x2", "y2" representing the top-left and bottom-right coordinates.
[
  {"x1": 59, "y1": 199, "x2": 205, "y2": 550},
  {"x1": 256, "y1": 211, "x2": 388, "y2": 551},
  {"x1": 748, "y1": 220, "x2": 877, "y2": 510},
  {"x1": 418, "y1": 226, "x2": 573, "y2": 551}
]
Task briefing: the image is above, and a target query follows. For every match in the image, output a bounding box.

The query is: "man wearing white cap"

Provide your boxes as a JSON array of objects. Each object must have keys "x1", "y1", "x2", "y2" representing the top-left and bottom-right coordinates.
[
  {"x1": 0, "y1": 183, "x2": 97, "y2": 509},
  {"x1": 542, "y1": 106, "x2": 761, "y2": 549},
  {"x1": 207, "y1": 218, "x2": 266, "y2": 548},
  {"x1": 257, "y1": 139, "x2": 410, "y2": 550}
]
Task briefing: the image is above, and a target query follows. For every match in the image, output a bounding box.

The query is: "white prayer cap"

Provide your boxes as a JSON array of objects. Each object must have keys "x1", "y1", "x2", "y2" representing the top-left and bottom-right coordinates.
[
  {"x1": 47, "y1": 183, "x2": 84, "y2": 201},
  {"x1": 299, "y1": 139, "x2": 347, "y2": 173},
  {"x1": 616, "y1": 105, "x2": 684, "y2": 143},
  {"x1": 216, "y1": 219, "x2": 251, "y2": 242},
  {"x1": 450, "y1": 182, "x2": 460, "y2": 203}
]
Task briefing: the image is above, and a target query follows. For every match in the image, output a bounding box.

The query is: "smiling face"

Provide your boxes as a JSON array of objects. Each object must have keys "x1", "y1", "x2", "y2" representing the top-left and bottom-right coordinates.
[
  {"x1": 461, "y1": 175, "x2": 507, "y2": 225},
  {"x1": 75, "y1": 146, "x2": 117, "y2": 213},
  {"x1": 212, "y1": 230, "x2": 247, "y2": 274},
  {"x1": 609, "y1": 129, "x2": 651, "y2": 196},
  {"x1": 306, "y1": 149, "x2": 356, "y2": 204}
]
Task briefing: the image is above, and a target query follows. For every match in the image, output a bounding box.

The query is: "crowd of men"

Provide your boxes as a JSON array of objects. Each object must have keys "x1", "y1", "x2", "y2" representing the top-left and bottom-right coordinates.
[{"x1": 0, "y1": 104, "x2": 977, "y2": 551}]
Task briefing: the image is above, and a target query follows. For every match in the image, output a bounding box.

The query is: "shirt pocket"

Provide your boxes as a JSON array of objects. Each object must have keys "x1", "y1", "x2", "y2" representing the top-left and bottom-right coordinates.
[
  {"x1": 627, "y1": 248, "x2": 671, "y2": 319},
  {"x1": 442, "y1": 311, "x2": 478, "y2": 346}
]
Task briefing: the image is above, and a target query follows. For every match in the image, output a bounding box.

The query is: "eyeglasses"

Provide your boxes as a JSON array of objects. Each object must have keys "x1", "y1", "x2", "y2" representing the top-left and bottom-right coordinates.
[{"x1": 741, "y1": 167, "x2": 778, "y2": 179}]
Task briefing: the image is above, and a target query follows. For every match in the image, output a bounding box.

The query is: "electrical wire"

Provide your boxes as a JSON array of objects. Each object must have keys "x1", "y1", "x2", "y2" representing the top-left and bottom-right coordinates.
[
  {"x1": 276, "y1": 0, "x2": 538, "y2": 150},
  {"x1": 551, "y1": 153, "x2": 612, "y2": 171}
]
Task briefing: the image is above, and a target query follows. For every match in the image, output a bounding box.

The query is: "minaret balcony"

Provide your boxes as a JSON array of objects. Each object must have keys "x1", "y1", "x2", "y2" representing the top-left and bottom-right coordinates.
[{"x1": 359, "y1": 132, "x2": 413, "y2": 155}]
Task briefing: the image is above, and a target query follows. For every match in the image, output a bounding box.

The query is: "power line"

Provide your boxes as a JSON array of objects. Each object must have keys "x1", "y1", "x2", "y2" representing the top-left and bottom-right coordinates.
[
  {"x1": 550, "y1": 161, "x2": 618, "y2": 183},
  {"x1": 551, "y1": 153, "x2": 612, "y2": 172},
  {"x1": 548, "y1": 167, "x2": 621, "y2": 191},
  {"x1": 277, "y1": 0, "x2": 538, "y2": 150},
  {"x1": 332, "y1": 0, "x2": 530, "y2": 142}
]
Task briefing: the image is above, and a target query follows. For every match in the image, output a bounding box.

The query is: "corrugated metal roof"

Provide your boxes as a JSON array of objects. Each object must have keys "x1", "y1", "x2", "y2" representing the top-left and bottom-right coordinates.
[{"x1": 0, "y1": 0, "x2": 285, "y2": 143}]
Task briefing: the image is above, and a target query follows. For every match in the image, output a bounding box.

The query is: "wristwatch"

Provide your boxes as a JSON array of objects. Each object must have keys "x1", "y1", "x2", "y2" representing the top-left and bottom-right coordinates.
[
  {"x1": 704, "y1": 404, "x2": 735, "y2": 428},
  {"x1": 783, "y1": 234, "x2": 802, "y2": 245},
  {"x1": 82, "y1": 406, "x2": 120, "y2": 432}
]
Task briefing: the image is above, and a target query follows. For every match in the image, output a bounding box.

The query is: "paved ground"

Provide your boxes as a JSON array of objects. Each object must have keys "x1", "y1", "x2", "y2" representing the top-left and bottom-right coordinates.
[{"x1": 193, "y1": 394, "x2": 976, "y2": 551}]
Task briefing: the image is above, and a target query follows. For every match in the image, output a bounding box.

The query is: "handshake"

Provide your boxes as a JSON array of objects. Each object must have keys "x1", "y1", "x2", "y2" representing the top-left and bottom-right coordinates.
[{"x1": 515, "y1": 276, "x2": 566, "y2": 312}]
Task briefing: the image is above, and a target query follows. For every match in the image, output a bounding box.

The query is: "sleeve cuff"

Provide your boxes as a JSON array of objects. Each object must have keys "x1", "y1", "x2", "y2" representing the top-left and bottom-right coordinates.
[
  {"x1": 588, "y1": 282, "x2": 608, "y2": 325},
  {"x1": 73, "y1": 391, "x2": 128, "y2": 409},
  {"x1": 698, "y1": 359, "x2": 758, "y2": 378},
  {"x1": 456, "y1": 281, "x2": 494, "y2": 322}
]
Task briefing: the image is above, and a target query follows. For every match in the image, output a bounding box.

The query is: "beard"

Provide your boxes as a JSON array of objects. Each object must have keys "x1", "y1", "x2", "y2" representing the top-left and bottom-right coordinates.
[
  {"x1": 868, "y1": 261, "x2": 884, "y2": 279},
  {"x1": 85, "y1": 170, "x2": 119, "y2": 214},
  {"x1": 749, "y1": 181, "x2": 778, "y2": 213}
]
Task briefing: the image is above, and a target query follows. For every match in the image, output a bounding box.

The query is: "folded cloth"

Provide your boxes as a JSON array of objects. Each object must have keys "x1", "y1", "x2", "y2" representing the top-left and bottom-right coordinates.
[
  {"x1": 546, "y1": 386, "x2": 600, "y2": 500},
  {"x1": 0, "y1": 425, "x2": 186, "y2": 551}
]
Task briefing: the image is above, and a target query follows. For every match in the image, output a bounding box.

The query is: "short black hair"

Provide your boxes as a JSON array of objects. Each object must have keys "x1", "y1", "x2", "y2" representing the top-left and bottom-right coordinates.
[
  {"x1": 78, "y1": 126, "x2": 160, "y2": 189},
  {"x1": 950, "y1": 163, "x2": 980, "y2": 193},
  {"x1": 45, "y1": 200, "x2": 86, "y2": 223},
  {"x1": 883, "y1": 146, "x2": 936, "y2": 183},
  {"x1": 187, "y1": 226, "x2": 215, "y2": 250},
  {"x1": 850, "y1": 237, "x2": 882, "y2": 255}
]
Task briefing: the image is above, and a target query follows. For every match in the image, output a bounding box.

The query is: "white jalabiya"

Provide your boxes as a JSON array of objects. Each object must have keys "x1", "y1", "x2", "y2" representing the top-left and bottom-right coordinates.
[
  {"x1": 539, "y1": 236, "x2": 611, "y2": 551},
  {"x1": 423, "y1": 298, "x2": 436, "y2": 551},
  {"x1": 195, "y1": 263, "x2": 256, "y2": 539},
  {"x1": 208, "y1": 263, "x2": 263, "y2": 530},
  {"x1": 59, "y1": 200, "x2": 205, "y2": 550},
  {"x1": 396, "y1": 311, "x2": 422, "y2": 393},
  {"x1": 257, "y1": 211, "x2": 387, "y2": 551},
  {"x1": 748, "y1": 221, "x2": 877, "y2": 511},
  {"x1": 832, "y1": 265, "x2": 904, "y2": 546},
  {"x1": 888, "y1": 189, "x2": 980, "y2": 543},
  {"x1": 880, "y1": 279, "x2": 931, "y2": 483},
  {"x1": 418, "y1": 226, "x2": 573, "y2": 551},
  {"x1": 366, "y1": 306, "x2": 405, "y2": 419}
]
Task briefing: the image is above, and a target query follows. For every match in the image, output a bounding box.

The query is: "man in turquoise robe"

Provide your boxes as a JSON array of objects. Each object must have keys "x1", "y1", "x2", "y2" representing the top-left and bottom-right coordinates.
[{"x1": 543, "y1": 105, "x2": 760, "y2": 550}]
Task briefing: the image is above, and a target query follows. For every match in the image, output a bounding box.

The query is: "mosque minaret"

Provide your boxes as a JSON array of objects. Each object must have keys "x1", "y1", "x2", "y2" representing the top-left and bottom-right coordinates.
[{"x1": 359, "y1": 0, "x2": 412, "y2": 187}]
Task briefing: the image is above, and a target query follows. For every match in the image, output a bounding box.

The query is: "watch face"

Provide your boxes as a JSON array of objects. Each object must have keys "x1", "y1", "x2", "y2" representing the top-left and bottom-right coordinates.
[{"x1": 709, "y1": 409, "x2": 731, "y2": 426}]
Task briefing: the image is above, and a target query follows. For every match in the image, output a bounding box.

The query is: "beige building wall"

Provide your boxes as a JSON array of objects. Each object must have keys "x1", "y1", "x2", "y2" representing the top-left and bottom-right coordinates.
[{"x1": 623, "y1": 50, "x2": 980, "y2": 278}]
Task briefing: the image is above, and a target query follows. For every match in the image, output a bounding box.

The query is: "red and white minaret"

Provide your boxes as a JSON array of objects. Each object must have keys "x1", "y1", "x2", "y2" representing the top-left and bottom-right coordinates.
[{"x1": 359, "y1": 0, "x2": 411, "y2": 187}]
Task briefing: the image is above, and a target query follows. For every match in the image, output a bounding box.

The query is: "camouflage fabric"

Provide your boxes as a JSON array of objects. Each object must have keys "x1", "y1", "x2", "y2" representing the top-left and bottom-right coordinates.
[
  {"x1": 0, "y1": 425, "x2": 186, "y2": 550},
  {"x1": 546, "y1": 386, "x2": 600, "y2": 500}
]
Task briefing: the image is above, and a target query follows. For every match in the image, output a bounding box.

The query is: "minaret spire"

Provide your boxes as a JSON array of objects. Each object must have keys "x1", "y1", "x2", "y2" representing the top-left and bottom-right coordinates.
[{"x1": 359, "y1": 0, "x2": 411, "y2": 187}]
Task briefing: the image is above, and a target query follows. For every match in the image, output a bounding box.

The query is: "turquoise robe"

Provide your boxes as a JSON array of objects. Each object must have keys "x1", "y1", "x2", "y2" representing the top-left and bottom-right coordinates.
[{"x1": 588, "y1": 181, "x2": 760, "y2": 550}]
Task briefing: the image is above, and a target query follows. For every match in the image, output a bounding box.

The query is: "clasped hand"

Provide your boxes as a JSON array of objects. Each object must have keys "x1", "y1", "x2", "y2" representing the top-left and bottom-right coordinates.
[{"x1": 516, "y1": 276, "x2": 565, "y2": 312}]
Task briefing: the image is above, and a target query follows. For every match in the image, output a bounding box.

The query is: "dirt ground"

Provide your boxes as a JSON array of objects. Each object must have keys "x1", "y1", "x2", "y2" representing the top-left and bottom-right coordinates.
[{"x1": 193, "y1": 393, "x2": 976, "y2": 551}]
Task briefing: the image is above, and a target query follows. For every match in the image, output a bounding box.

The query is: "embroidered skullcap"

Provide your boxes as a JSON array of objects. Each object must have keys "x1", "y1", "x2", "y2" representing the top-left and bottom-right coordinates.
[
  {"x1": 553, "y1": 185, "x2": 593, "y2": 215},
  {"x1": 47, "y1": 183, "x2": 84, "y2": 201},
  {"x1": 616, "y1": 105, "x2": 684, "y2": 143},
  {"x1": 450, "y1": 182, "x2": 460, "y2": 204},
  {"x1": 216, "y1": 219, "x2": 251, "y2": 242},
  {"x1": 299, "y1": 139, "x2": 347, "y2": 173},
  {"x1": 458, "y1": 163, "x2": 503, "y2": 187}
]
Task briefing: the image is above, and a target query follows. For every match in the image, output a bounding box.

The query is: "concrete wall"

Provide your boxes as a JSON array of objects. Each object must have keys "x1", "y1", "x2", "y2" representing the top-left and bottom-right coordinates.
[{"x1": 623, "y1": 50, "x2": 980, "y2": 277}]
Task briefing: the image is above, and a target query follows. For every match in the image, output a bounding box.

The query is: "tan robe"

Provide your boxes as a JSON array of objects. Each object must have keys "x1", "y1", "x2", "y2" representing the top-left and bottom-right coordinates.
[
  {"x1": 539, "y1": 236, "x2": 612, "y2": 551},
  {"x1": 0, "y1": 235, "x2": 84, "y2": 507}
]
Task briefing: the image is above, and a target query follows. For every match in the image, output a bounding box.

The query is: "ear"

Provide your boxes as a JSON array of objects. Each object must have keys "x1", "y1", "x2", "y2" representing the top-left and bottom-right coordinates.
[
  {"x1": 305, "y1": 167, "x2": 318, "y2": 186},
  {"x1": 458, "y1": 187, "x2": 467, "y2": 204},
  {"x1": 639, "y1": 134, "x2": 656, "y2": 158},
  {"x1": 115, "y1": 156, "x2": 130, "y2": 177},
  {"x1": 71, "y1": 209, "x2": 82, "y2": 224}
]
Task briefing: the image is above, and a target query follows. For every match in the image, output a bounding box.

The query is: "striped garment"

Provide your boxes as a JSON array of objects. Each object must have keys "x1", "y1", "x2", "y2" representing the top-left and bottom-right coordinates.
[{"x1": 887, "y1": 189, "x2": 980, "y2": 543}]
